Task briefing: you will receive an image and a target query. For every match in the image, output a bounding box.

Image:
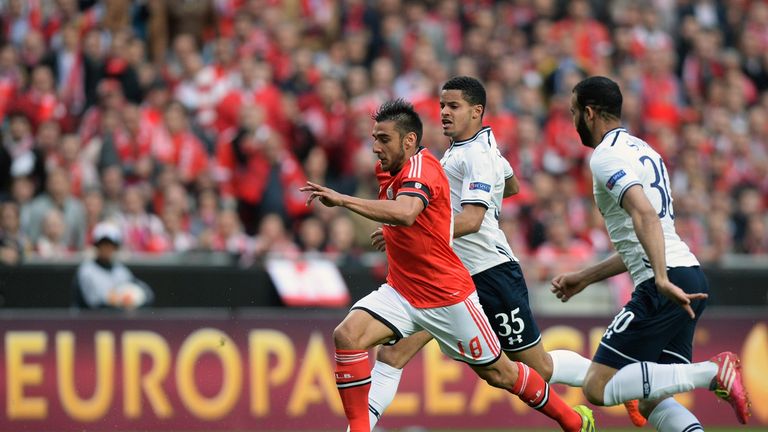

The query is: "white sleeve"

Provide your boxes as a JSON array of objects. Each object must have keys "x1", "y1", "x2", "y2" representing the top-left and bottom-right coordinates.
[
  {"x1": 460, "y1": 147, "x2": 495, "y2": 208},
  {"x1": 500, "y1": 154, "x2": 514, "y2": 179},
  {"x1": 590, "y1": 149, "x2": 641, "y2": 206}
]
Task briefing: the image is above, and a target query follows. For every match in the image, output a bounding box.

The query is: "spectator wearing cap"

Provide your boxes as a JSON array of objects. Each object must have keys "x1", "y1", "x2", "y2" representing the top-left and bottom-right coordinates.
[{"x1": 72, "y1": 221, "x2": 154, "y2": 309}]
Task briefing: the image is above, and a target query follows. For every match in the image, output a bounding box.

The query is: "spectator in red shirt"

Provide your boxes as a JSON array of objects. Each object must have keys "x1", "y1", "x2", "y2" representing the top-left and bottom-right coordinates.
[
  {"x1": 215, "y1": 103, "x2": 309, "y2": 233},
  {"x1": 154, "y1": 101, "x2": 209, "y2": 187},
  {"x1": 483, "y1": 79, "x2": 517, "y2": 154},
  {"x1": 640, "y1": 49, "x2": 683, "y2": 132},
  {"x1": 550, "y1": 0, "x2": 612, "y2": 74},
  {"x1": 216, "y1": 55, "x2": 287, "y2": 136},
  {"x1": 174, "y1": 51, "x2": 230, "y2": 136},
  {"x1": 51, "y1": 133, "x2": 98, "y2": 197},
  {"x1": 13, "y1": 64, "x2": 68, "y2": 132},
  {"x1": 0, "y1": 44, "x2": 24, "y2": 123},
  {"x1": 302, "y1": 76, "x2": 353, "y2": 177}
]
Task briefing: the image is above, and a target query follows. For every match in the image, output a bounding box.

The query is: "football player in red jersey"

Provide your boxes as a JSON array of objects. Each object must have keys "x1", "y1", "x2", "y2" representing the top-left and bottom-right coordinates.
[{"x1": 301, "y1": 99, "x2": 594, "y2": 432}]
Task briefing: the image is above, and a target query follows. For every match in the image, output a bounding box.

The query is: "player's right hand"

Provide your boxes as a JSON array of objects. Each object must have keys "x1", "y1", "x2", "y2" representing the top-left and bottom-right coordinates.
[
  {"x1": 655, "y1": 279, "x2": 708, "y2": 319},
  {"x1": 299, "y1": 181, "x2": 344, "y2": 207},
  {"x1": 370, "y1": 227, "x2": 385, "y2": 252},
  {"x1": 550, "y1": 272, "x2": 588, "y2": 302}
]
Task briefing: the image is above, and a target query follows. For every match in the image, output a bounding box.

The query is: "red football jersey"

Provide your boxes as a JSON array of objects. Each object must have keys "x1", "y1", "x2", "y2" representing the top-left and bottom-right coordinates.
[{"x1": 377, "y1": 148, "x2": 475, "y2": 308}]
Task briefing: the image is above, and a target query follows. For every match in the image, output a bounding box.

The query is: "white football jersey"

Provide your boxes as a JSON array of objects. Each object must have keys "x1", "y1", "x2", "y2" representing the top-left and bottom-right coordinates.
[
  {"x1": 590, "y1": 127, "x2": 699, "y2": 286},
  {"x1": 440, "y1": 126, "x2": 518, "y2": 275}
]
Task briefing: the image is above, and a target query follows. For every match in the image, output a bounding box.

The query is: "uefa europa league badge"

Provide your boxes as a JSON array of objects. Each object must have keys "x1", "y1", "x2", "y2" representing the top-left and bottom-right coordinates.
[{"x1": 386, "y1": 186, "x2": 394, "y2": 200}]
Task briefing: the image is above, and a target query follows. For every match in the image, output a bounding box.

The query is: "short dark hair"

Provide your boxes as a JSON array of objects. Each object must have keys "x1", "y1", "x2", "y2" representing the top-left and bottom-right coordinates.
[
  {"x1": 373, "y1": 98, "x2": 423, "y2": 145},
  {"x1": 442, "y1": 76, "x2": 486, "y2": 114},
  {"x1": 572, "y1": 76, "x2": 622, "y2": 119}
]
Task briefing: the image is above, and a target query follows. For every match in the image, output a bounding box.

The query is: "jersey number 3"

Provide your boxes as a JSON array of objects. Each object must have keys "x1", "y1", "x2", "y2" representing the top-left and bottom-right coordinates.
[
  {"x1": 496, "y1": 308, "x2": 525, "y2": 345},
  {"x1": 639, "y1": 156, "x2": 675, "y2": 220}
]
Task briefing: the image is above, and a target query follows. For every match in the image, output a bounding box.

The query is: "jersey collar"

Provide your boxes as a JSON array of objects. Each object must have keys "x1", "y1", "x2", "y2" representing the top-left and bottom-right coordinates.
[
  {"x1": 450, "y1": 126, "x2": 491, "y2": 147},
  {"x1": 598, "y1": 127, "x2": 627, "y2": 148}
]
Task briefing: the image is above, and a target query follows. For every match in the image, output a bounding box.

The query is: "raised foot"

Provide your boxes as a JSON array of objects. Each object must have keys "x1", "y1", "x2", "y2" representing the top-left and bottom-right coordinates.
[{"x1": 709, "y1": 351, "x2": 751, "y2": 424}]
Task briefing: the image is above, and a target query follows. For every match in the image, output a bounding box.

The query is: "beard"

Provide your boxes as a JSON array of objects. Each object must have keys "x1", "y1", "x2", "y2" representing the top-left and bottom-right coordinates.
[
  {"x1": 576, "y1": 112, "x2": 594, "y2": 147},
  {"x1": 384, "y1": 139, "x2": 408, "y2": 172}
]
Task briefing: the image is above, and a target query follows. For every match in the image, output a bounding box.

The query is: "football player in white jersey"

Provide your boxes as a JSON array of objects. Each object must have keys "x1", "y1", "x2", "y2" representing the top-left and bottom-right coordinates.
[
  {"x1": 359, "y1": 76, "x2": 601, "y2": 431},
  {"x1": 550, "y1": 76, "x2": 750, "y2": 429}
]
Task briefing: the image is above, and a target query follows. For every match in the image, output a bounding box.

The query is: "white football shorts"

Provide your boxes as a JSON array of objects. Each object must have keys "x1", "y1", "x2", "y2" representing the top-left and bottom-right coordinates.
[{"x1": 352, "y1": 283, "x2": 502, "y2": 366}]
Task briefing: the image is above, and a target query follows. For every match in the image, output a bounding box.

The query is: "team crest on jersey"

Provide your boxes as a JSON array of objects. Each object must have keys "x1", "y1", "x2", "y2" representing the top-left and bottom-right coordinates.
[
  {"x1": 606, "y1": 170, "x2": 626, "y2": 190},
  {"x1": 386, "y1": 186, "x2": 393, "y2": 200},
  {"x1": 469, "y1": 182, "x2": 491, "y2": 192}
]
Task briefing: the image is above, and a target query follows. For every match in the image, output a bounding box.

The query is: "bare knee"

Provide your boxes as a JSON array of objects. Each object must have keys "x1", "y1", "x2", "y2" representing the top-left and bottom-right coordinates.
[
  {"x1": 582, "y1": 376, "x2": 607, "y2": 406},
  {"x1": 333, "y1": 322, "x2": 361, "y2": 350},
  {"x1": 582, "y1": 363, "x2": 617, "y2": 406},
  {"x1": 377, "y1": 344, "x2": 409, "y2": 369}
]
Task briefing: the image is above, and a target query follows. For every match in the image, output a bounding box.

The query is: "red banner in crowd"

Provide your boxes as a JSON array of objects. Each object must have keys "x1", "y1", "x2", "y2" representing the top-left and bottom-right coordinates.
[{"x1": 0, "y1": 312, "x2": 766, "y2": 430}]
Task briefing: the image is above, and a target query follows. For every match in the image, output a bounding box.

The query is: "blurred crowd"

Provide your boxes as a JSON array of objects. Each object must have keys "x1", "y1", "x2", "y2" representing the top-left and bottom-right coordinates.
[{"x1": 0, "y1": 0, "x2": 766, "y2": 271}]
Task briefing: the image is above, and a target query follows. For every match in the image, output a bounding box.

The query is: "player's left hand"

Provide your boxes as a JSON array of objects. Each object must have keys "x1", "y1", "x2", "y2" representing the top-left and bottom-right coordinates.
[
  {"x1": 655, "y1": 279, "x2": 708, "y2": 319},
  {"x1": 300, "y1": 181, "x2": 345, "y2": 207},
  {"x1": 370, "y1": 227, "x2": 385, "y2": 251}
]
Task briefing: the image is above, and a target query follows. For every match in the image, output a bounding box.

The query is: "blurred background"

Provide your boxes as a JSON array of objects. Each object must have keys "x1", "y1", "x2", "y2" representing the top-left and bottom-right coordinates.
[{"x1": 0, "y1": 0, "x2": 765, "y2": 431}]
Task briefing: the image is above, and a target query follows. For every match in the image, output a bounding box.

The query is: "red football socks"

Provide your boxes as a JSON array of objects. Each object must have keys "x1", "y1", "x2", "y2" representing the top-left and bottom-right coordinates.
[
  {"x1": 335, "y1": 350, "x2": 372, "y2": 432},
  {"x1": 511, "y1": 361, "x2": 582, "y2": 431}
]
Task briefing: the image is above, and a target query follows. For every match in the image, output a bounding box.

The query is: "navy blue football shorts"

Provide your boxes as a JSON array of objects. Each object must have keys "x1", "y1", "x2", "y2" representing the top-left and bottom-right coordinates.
[
  {"x1": 594, "y1": 266, "x2": 709, "y2": 370},
  {"x1": 472, "y1": 261, "x2": 542, "y2": 352}
]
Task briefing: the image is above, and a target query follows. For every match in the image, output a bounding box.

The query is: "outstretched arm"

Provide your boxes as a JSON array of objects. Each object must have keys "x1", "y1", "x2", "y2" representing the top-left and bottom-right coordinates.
[
  {"x1": 301, "y1": 181, "x2": 424, "y2": 226},
  {"x1": 551, "y1": 254, "x2": 626, "y2": 302}
]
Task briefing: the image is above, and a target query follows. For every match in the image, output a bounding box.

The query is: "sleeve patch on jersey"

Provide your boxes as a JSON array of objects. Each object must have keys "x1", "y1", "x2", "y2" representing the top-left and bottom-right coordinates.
[
  {"x1": 606, "y1": 170, "x2": 626, "y2": 190},
  {"x1": 402, "y1": 181, "x2": 431, "y2": 198},
  {"x1": 468, "y1": 182, "x2": 491, "y2": 192}
]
